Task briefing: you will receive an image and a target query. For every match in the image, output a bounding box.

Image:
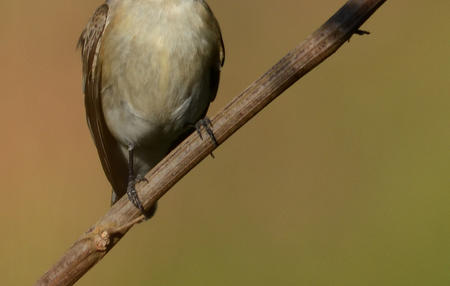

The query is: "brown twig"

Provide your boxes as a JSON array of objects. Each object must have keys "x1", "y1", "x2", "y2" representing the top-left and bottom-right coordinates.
[{"x1": 35, "y1": 0, "x2": 386, "y2": 285}]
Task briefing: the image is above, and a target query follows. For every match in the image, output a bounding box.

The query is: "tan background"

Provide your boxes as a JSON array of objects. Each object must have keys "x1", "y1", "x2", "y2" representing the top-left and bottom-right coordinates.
[{"x1": 1, "y1": 0, "x2": 449, "y2": 285}]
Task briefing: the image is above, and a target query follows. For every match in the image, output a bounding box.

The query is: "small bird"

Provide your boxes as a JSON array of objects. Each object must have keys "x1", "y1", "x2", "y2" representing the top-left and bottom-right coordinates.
[{"x1": 78, "y1": 0, "x2": 224, "y2": 216}]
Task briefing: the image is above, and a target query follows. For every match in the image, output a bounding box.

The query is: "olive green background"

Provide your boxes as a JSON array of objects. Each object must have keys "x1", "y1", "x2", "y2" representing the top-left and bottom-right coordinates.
[{"x1": 1, "y1": 0, "x2": 449, "y2": 285}]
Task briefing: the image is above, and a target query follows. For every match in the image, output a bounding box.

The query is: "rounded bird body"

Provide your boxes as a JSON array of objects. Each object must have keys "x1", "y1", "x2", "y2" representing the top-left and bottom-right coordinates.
[{"x1": 79, "y1": 0, "x2": 224, "y2": 207}]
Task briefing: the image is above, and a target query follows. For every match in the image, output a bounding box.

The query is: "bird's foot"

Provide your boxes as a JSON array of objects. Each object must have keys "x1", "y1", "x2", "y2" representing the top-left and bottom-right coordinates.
[
  {"x1": 195, "y1": 117, "x2": 217, "y2": 146},
  {"x1": 127, "y1": 176, "x2": 147, "y2": 218},
  {"x1": 195, "y1": 117, "x2": 218, "y2": 158}
]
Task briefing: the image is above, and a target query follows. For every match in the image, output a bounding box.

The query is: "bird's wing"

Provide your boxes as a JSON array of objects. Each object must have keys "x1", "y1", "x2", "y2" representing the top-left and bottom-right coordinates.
[
  {"x1": 218, "y1": 23, "x2": 225, "y2": 68},
  {"x1": 78, "y1": 4, "x2": 128, "y2": 201},
  {"x1": 211, "y1": 30, "x2": 225, "y2": 103},
  {"x1": 200, "y1": 1, "x2": 225, "y2": 103}
]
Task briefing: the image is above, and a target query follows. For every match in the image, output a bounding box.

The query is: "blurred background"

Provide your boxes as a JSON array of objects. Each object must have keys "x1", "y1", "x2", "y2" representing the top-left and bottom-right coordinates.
[{"x1": 1, "y1": 0, "x2": 449, "y2": 285}]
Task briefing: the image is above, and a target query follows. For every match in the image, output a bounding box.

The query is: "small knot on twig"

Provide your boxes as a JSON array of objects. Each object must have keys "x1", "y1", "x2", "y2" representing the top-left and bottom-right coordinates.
[
  {"x1": 348, "y1": 29, "x2": 371, "y2": 42},
  {"x1": 94, "y1": 230, "x2": 111, "y2": 251},
  {"x1": 354, "y1": 29, "x2": 370, "y2": 35}
]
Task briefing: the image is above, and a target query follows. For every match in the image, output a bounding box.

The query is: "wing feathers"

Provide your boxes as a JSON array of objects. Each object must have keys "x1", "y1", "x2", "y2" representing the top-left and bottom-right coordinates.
[{"x1": 79, "y1": 4, "x2": 128, "y2": 200}]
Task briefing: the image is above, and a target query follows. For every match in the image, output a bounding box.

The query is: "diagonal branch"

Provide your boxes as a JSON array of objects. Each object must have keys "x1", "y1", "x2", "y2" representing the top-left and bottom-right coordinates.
[{"x1": 36, "y1": 0, "x2": 386, "y2": 285}]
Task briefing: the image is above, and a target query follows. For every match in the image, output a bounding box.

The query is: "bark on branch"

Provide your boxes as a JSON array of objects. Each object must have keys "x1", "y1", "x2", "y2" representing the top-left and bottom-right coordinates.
[{"x1": 36, "y1": 0, "x2": 386, "y2": 284}]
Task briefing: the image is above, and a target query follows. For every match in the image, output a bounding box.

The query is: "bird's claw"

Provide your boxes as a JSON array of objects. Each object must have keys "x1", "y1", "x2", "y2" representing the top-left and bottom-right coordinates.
[
  {"x1": 135, "y1": 174, "x2": 148, "y2": 184},
  {"x1": 195, "y1": 117, "x2": 218, "y2": 146},
  {"x1": 195, "y1": 117, "x2": 218, "y2": 158},
  {"x1": 127, "y1": 177, "x2": 147, "y2": 217}
]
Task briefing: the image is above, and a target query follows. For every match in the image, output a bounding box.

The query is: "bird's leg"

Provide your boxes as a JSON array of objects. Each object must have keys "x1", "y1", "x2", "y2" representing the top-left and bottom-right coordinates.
[
  {"x1": 126, "y1": 144, "x2": 147, "y2": 216},
  {"x1": 195, "y1": 117, "x2": 218, "y2": 158}
]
